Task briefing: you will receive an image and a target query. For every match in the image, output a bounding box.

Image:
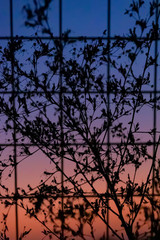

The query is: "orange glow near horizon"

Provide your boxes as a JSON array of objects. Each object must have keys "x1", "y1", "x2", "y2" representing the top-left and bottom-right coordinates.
[
  {"x1": 0, "y1": 0, "x2": 160, "y2": 239},
  {"x1": 0, "y1": 139, "x2": 159, "y2": 239}
]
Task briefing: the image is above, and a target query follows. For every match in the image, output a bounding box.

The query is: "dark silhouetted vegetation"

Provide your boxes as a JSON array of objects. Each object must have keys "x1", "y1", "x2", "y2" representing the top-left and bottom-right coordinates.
[{"x1": 0, "y1": 0, "x2": 160, "y2": 239}]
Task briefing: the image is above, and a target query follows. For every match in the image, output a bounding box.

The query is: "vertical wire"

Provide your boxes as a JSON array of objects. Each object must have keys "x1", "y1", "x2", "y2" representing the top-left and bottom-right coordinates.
[
  {"x1": 59, "y1": 0, "x2": 64, "y2": 238},
  {"x1": 10, "y1": 0, "x2": 19, "y2": 239},
  {"x1": 152, "y1": 0, "x2": 158, "y2": 237},
  {"x1": 107, "y1": 0, "x2": 111, "y2": 239}
]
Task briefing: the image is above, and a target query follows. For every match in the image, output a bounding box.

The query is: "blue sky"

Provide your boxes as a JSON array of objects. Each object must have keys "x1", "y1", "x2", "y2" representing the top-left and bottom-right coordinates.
[{"x1": 0, "y1": 0, "x2": 135, "y2": 37}]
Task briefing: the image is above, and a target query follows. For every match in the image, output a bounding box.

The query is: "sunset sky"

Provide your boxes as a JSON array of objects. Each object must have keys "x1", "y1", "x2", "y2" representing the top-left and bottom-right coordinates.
[{"x1": 0, "y1": 0, "x2": 159, "y2": 240}]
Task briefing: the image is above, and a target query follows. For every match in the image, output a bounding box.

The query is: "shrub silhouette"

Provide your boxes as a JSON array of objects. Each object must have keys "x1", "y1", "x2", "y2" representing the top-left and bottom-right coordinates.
[{"x1": 0, "y1": 0, "x2": 160, "y2": 239}]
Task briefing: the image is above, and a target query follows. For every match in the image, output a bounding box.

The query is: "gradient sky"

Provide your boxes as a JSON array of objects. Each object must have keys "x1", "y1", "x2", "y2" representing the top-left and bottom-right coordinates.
[{"x1": 0, "y1": 0, "x2": 159, "y2": 239}]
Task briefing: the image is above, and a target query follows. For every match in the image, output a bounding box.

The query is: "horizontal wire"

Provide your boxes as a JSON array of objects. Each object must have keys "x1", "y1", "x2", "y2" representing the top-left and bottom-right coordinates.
[
  {"x1": 0, "y1": 90, "x2": 160, "y2": 94},
  {"x1": 0, "y1": 36, "x2": 160, "y2": 41},
  {"x1": 0, "y1": 141, "x2": 159, "y2": 147},
  {"x1": 0, "y1": 193, "x2": 160, "y2": 200}
]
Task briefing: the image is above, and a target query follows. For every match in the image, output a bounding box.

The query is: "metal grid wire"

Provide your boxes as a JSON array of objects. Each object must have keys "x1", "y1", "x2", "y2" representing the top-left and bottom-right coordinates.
[{"x1": 0, "y1": 0, "x2": 159, "y2": 239}]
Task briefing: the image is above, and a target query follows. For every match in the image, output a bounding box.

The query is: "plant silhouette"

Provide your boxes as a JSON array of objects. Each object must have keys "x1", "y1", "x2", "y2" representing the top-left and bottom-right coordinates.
[{"x1": 0, "y1": 0, "x2": 160, "y2": 239}]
